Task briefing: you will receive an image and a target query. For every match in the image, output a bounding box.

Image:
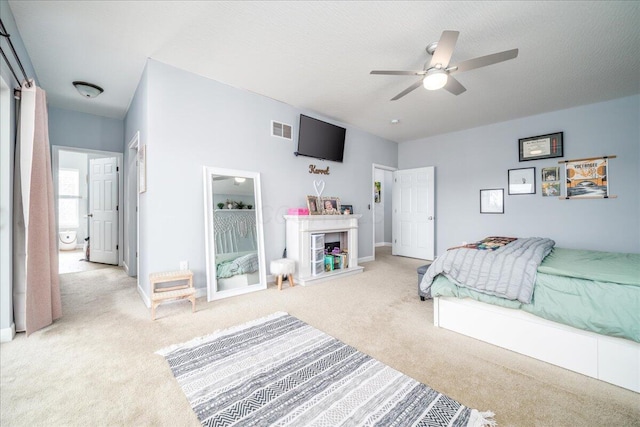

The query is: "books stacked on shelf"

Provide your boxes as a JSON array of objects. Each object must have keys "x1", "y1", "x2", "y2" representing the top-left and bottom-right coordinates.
[
  {"x1": 324, "y1": 255, "x2": 334, "y2": 272},
  {"x1": 323, "y1": 248, "x2": 349, "y2": 272}
]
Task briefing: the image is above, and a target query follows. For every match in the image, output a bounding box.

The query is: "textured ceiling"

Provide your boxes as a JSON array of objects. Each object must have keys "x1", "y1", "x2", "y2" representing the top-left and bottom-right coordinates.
[{"x1": 8, "y1": 1, "x2": 640, "y2": 143}]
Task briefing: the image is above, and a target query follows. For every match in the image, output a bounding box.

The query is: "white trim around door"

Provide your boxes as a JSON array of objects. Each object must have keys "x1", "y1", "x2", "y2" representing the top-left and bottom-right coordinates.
[{"x1": 52, "y1": 146, "x2": 124, "y2": 268}]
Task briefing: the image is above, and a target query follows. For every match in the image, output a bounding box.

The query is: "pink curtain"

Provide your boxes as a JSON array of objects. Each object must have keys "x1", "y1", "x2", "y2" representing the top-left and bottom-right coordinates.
[{"x1": 13, "y1": 80, "x2": 62, "y2": 335}]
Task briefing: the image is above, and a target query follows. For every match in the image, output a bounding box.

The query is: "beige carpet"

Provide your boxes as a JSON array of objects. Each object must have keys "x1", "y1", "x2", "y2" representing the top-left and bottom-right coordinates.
[
  {"x1": 1, "y1": 247, "x2": 639, "y2": 426},
  {"x1": 58, "y1": 249, "x2": 112, "y2": 274}
]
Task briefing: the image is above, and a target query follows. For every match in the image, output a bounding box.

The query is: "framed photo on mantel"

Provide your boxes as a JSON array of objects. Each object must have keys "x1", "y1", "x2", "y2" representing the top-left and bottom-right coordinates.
[{"x1": 519, "y1": 132, "x2": 563, "y2": 162}]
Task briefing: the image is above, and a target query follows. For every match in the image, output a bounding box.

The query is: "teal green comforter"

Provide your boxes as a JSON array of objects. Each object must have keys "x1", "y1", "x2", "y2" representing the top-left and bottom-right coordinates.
[{"x1": 431, "y1": 248, "x2": 640, "y2": 342}]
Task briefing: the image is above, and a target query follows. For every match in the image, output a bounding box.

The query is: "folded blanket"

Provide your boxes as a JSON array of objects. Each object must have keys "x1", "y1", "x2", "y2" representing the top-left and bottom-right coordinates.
[
  {"x1": 420, "y1": 237, "x2": 555, "y2": 303},
  {"x1": 216, "y1": 253, "x2": 259, "y2": 279}
]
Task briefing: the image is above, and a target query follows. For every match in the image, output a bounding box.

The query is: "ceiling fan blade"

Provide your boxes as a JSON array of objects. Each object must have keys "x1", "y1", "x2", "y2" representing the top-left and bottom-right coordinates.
[
  {"x1": 449, "y1": 48, "x2": 519, "y2": 74},
  {"x1": 370, "y1": 70, "x2": 426, "y2": 76},
  {"x1": 391, "y1": 79, "x2": 424, "y2": 101},
  {"x1": 429, "y1": 30, "x2": 459, "y2": 68},
  {"x1": 443, "y1": 75, "x2": 466, "y2": 95}
]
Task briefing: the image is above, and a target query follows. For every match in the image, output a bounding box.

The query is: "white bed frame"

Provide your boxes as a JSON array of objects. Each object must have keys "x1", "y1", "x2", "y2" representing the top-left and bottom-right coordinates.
[{"x1": 433, "y1": 297, "x2": 640, "y2": 393}]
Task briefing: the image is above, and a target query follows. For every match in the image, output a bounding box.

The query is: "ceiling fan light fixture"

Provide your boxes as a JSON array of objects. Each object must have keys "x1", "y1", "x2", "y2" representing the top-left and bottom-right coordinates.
[
  {"x1": 423, "y1": 70, "x2": 448, "y2": 91},
  {"x1": 73, "y1": 81, "x2": 104, "y2": 98}
]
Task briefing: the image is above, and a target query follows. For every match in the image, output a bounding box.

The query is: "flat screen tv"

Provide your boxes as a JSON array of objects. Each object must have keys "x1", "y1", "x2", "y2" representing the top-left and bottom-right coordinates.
[{"x1": 295, "y1": 114, "x2": 346, "y2": 163}]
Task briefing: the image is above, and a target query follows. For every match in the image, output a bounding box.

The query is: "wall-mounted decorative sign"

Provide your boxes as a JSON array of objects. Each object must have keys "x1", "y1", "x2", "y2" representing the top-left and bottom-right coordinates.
[
  {"x1": 313, "y1": 180, "x2": 325, "y2": 198},
  {"x1": 541, "y1": 167, "x2": 561, "y2": 197},
  {"x1": 561, "y1": 155, "x2": 616, "y2": 199},
  {"x1": 519, "y1": 132, "x2": 563, "y2": 162},
  {"x1": 508, "y1": 167, "x2": 536, "y2": 195},
  {"x1": 480, "y1": 188, "x2": 504, "y2": 214},
  {"x1": 309, "y1": 164, "x2": 330, "y2": 175}
]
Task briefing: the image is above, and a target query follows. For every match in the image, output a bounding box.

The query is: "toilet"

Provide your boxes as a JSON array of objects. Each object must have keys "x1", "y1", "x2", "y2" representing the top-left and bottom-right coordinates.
[{"x1": 59, "y1": 231, "x2": 77, "y2": 251}]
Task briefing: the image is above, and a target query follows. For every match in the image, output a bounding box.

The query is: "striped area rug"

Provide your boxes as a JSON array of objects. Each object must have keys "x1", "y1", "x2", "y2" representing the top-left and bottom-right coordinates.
[{"x1": 157, "y1": 312, "x2": 495, "y2": 427}]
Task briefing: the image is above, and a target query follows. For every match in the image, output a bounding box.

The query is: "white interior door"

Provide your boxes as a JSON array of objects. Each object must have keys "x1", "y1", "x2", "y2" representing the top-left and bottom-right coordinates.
[
  {"x1": 89, "y1": 157, "x2": 118, "y2": 265},
  {"x1": 392, "y1": 167, "x2": 434, "y2": 260}
]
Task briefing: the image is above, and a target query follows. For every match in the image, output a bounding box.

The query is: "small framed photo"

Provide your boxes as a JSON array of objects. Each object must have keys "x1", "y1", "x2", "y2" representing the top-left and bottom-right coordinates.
[
  {"x1": 306, "y1": 195, "x2": 321, "y2": 215},
  {"x1": 541, "y1": 166, "x2": 560, "y2": 182},
  {"x1": 321, "y1": 197, "x2": 341, "y2": 215},
  {"x1": 508, "y1": 167, "x2": 536, "y2": 195},
  {"x1": 340, "y1": 204, "x2": 353, "y2": 215},
  {"x1": 518, "y1": 132, "x2": 563, "y2": 162},
  {"x1": 480, "y1": 189, "x2": 504, "y2": 214},
  {"x1": 541, "y1": 166, "x2": 561, "y2": 197}
]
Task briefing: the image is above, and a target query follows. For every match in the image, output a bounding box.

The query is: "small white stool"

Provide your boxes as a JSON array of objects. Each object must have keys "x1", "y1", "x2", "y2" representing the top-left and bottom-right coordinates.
[{"x1": 270, "y1": 258, "x2": 296, "y2": 290}]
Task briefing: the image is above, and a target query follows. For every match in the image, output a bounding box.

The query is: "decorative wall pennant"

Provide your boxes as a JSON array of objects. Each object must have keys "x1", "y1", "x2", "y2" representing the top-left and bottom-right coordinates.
[{"x1": 313, "y1": 180, "x2": 325, "y2": 198}]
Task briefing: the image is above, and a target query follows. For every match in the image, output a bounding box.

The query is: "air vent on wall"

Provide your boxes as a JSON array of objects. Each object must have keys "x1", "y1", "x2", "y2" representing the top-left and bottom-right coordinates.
[{"x1": 271, "y1": 120, "x2": 292, "y2": 140}]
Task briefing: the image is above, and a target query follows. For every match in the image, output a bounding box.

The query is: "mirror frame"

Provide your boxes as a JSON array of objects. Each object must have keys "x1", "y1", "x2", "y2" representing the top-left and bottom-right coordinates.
[{"x1": 203, "y1": 166, "x2": 267, "y2": 301}]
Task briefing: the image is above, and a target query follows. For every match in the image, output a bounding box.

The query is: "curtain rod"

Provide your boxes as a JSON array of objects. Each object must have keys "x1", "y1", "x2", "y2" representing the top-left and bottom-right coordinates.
[{"x1": 0, "y1": 17, "x2": 33, "y2": 92}]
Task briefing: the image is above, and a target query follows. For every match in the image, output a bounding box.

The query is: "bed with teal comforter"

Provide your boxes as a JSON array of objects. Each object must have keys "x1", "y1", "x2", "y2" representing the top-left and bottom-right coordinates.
[{"x1": 430, "y1": 247, "x2": 640, "y2": 342}]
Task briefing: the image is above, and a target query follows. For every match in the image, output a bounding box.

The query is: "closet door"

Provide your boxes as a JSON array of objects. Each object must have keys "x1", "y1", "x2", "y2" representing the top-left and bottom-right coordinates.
[
  {"x1": 89, "y1": 157, "x2": 119, "y2": 265},
  {"x1": 392, "y1": 167, "x2": 435, "y2": 260}
]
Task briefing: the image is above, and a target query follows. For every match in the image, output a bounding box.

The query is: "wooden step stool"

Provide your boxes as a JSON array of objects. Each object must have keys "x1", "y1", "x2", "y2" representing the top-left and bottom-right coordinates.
[{"x1": 149, "y1": 270, "x2": 196, "y2": 320}]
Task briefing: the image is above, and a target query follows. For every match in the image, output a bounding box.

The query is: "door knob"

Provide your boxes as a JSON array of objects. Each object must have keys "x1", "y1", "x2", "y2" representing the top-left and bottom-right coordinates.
[
  {"x1": 87, "y1": 213, "x2": 93, "y2": 217},
  {"x1": 428, "y1": 216, "x2": 433, "y2": 220}
]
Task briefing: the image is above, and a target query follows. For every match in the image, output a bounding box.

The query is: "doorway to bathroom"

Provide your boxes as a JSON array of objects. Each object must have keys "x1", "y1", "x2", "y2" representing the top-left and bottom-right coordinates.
[{"x1": 52, "y1": 146, "x2": 124, "y2": 274}]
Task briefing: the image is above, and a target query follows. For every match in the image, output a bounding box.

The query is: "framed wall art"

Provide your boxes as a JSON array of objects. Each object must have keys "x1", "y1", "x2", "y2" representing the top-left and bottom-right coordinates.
[
  {"x1": 519, "y1": 132, "x2": 563, "y2": 162},
  {"x1": 508, "y1": 167, "x2": 536, "y2": 195},
  {"x1": 562, "y1": 156, "x2": 616, "y2": 199},
  {"x1": 480, "y1": 189, "x2": 504, "y2": 214},
  {"x1": 374, "y1": 181, "x2": 381, "y2": 203},
  {"x1": 541, "y1": 167, "x2": 561, "y2": 197}
]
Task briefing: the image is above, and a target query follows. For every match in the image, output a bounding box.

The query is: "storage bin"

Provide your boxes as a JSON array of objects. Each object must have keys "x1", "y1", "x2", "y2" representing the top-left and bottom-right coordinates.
[
  {"x1": 311, "y1": 233, "x2": 324, "y2": 250},
  {"x1": 311, "y1": 260, "x2": 324, "y2": 276},
  {"x1": 312, "y1": 248, "x2": 324, "y2": 263}
]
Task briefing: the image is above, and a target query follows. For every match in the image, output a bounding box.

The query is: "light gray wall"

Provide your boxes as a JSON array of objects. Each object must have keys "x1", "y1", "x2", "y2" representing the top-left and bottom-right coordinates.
[
  {"x1": 399, "y1": 95, "x2": 640, "y2": 255},
  {"x1": 0, "y1": 0, "x2": 39, "y2": 335},
  {"x1": 123, "y1": 64, "x2": 149, "y2": 278},
  {"x1": 129, "y1": 59, "x2": 398, "y2": 298},
  {"x1": 48, "y1": 106, "x2": 124, "y2": 153}
]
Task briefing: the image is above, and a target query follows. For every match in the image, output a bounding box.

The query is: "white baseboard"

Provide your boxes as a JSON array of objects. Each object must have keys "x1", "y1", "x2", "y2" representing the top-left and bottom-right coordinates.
[
  {"x1": 359, "y1": 256, "x2": 374, "y2": 263},
  {"x1": 137, "y1": 283, "x2": 151, "y2": 308},
  {"x1": 0, "y1": 323, "x2": 16, "y2": 342},
  {"x1": 122, "y1": 261, "x2": 129, "y2": 275},
  {"x1": 375, "y1": 242, "x2": 392, "y2": 247}
]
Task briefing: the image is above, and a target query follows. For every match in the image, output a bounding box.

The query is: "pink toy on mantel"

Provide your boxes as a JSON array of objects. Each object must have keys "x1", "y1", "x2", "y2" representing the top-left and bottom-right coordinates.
[{"x1": 287, "y1": 208, "x2": 310, "y2": 215}]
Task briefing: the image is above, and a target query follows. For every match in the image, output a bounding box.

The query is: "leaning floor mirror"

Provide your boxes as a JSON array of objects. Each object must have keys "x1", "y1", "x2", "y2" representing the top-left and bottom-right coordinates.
[{"x1": 203, "y1": 166, "x2": 267, "y2": 301}]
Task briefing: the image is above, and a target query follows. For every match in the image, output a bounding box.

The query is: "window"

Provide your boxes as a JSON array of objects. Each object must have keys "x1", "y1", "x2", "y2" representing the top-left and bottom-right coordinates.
[{"x1": 58, "y1": 168, "x2": 80, "y2": 228}]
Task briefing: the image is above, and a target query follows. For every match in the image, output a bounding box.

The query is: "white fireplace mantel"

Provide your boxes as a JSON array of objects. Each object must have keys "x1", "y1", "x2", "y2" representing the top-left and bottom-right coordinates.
[{"x1": 284, "y1": 215, "x2": 364, "y2": 285}]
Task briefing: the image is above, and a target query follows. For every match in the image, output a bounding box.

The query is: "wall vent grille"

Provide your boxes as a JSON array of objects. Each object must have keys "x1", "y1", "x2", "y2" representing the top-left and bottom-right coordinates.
[{"x1": 271, "y1": 120, "x2": 292, "y2": 140}]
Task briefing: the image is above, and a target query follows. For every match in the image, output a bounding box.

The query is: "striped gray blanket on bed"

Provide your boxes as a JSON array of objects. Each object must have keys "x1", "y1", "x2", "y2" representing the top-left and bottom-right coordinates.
[{"x1": 420, "y1": 237, "x2": 555, "y2": 303}]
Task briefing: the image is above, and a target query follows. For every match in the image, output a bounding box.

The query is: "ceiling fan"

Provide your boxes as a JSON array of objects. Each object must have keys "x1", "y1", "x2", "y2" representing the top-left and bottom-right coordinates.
[{"x1": 370, "y1": 30, "x2": 518, "y2": 101}]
